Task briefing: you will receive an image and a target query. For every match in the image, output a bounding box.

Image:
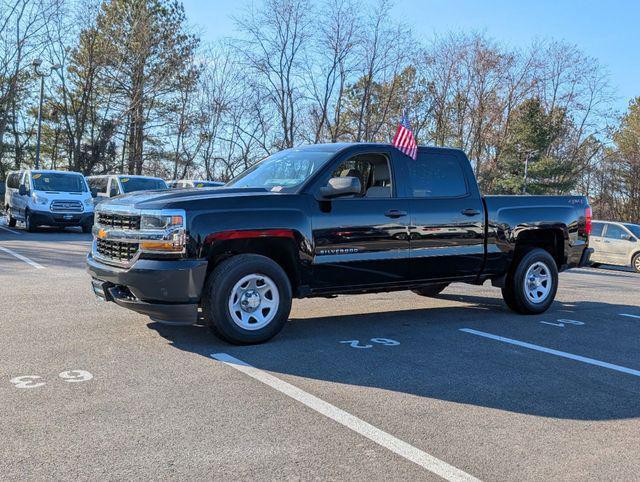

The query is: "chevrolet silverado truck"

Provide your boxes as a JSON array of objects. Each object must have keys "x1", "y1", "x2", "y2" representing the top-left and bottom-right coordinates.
[{"x1": 87, "y1": 143, "x2": 593, "y2": 344}]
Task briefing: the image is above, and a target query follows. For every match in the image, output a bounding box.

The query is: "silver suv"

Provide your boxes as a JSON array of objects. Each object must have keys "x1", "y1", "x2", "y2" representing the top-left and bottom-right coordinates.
[{"x1": 590, "y1": 220, "x2": 640, "y2": 272}]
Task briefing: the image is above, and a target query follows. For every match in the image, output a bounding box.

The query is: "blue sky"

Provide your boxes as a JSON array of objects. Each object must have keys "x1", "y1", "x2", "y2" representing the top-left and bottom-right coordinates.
[{"x1": 182, "y1": 0, "x2": 639, "y2": 112}]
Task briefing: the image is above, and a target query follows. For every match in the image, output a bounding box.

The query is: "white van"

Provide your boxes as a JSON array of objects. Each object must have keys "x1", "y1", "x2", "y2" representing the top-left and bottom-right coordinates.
[
  {"x1": 5, "y1": 169, "x2": 94, "y2": 232},
  {"x1": 87, "y1": 175, "x2": 167, "y2": 204}
]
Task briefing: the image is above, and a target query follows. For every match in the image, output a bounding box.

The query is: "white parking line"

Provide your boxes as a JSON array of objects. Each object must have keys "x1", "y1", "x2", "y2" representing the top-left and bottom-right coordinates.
[
  {"x1": 460, "y1": 328, "x2": 640, "y2": 377},
  {"x1": 620, "y1": 314, "x2": 640, "y2": 320},
  {"x1": 0, "y1": 224, "x2": 21, "y2": 235},
  {"x1": 0, "y1": 246, "x2": 45, "y2": 269},
  {"x1": 211, "y1": 353, "x2": 479, "y2": 482}
]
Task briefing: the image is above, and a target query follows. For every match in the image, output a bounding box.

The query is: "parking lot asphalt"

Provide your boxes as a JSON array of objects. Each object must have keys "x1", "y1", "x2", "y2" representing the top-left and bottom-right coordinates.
[{"x1": 1, "y1": 225, "x2": 639, "y2": 481}]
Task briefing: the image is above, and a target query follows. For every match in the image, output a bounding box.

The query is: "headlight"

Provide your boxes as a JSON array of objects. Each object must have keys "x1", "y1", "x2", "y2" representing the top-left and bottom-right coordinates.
[
  {"x1": 33, "y1": 194, "x2": 48, "y2": 205},
  {"x1": 83, "y1": 198, "x2": 93, "y2": 207},
  {"x1": 140, "y1": 213, "x2": 184, "y2": 230},
  {"x1": 139, "y1": 210, "x2": 186, "y2": 254}
]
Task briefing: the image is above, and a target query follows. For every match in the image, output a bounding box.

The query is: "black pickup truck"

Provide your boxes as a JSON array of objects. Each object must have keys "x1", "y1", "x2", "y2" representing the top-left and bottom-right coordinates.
[{"x1": 87, "y1": 143, "x2": 592, "y2": 344}]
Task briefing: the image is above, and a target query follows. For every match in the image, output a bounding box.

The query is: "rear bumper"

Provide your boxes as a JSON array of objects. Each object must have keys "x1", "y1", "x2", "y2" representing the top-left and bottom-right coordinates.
[
  {"x1": 31, "y1": 210, "x2": 93, "y2": 227},
  {"x1": 87, "y1": 253, "x2": 208, "y2": 324}
]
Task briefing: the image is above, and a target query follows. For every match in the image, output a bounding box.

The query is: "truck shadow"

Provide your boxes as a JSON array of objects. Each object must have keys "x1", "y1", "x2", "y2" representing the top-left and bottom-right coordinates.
[{"x1": 149, "y1": 294, "x2": 640, "y2": 422}]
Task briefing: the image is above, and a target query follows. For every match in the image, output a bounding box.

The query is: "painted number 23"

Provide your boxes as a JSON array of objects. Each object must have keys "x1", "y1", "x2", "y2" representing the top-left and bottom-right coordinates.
[{"x1": 340, "y1": 338, "x2": 400, "y2": 349}]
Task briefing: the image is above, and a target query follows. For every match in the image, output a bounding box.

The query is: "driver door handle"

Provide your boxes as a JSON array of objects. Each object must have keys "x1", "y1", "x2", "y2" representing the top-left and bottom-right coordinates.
[
  {"x1": 384, "y1": 209, "x2": 407, "y2": 219},
  {"x1": 461, "y1": 208, "x2": 480, "y2": 216}
]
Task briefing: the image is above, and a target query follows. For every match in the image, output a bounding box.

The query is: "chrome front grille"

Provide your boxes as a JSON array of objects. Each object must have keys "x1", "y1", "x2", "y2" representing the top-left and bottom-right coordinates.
[
  {"x1": 96, "y1": 239, "x2": 139, "y2": 263},
  {"x1": 51, "y1": 200, "x2": 83, "y2": 213},
  {"x1": 97, "y1": 212, "x2": 140, "y2": 230}
]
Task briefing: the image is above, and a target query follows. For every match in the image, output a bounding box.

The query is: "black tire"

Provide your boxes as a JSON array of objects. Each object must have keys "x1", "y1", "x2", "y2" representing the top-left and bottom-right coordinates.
[
  {"x1": 7, "y1": 210, "x2": 17, "y2": 227},
  {"x1": 501, "y1": 248, "x2": 558, "y2": 314},
  {"x1": 590, "y1": 262, "x2": 601, "y2": 268},
  {"x1": 24, "y1": 209, "x2": 36, "y2": 232},
  {"x1": 632, "y1": 253, "x2": 640, "y2": 274},
  {"x1": 412, "y1": 283, "x2": 449, "y2": 297},
  {"x1": 202, "y1": 254, "x2": 292, "y2": 345}
]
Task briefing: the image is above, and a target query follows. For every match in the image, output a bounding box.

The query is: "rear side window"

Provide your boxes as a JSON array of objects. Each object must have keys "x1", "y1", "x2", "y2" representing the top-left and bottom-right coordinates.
[
  {"x1": 407, "y1": 153, "x2": 468, "y2": 198},
  {"x1": 88, "y1": 177, "x2": 108, "y2": 195},
  {"x1": 591, "y1": 222, "x2": 604, "y2": 237},
  {"x1": 6, "y1": 173, "x2": 19, "y2": 189}
]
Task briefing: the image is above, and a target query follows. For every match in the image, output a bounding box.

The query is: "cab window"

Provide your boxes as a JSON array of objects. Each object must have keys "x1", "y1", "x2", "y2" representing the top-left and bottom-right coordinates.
[
  {"x1": 407, "y1": 153, "x2": 468, "y2": 198},
  {"x1": 88, "y1": 177, "x2": 108, "y2": 196},
  {"x1": 329, "y1": 154, "x2": 392, "y2": 198},
  {"x1": 109, "y1": 179, "x2": 121, "y2": 197}
]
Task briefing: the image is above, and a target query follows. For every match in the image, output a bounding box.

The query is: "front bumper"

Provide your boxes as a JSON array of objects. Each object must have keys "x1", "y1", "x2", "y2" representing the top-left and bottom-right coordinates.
[
  {"x1": 87, "y1": 253, "x2": 208, "y2": 324},
  {"x1": 31, "y1": 210, "x2": 93, "y2": 227}
]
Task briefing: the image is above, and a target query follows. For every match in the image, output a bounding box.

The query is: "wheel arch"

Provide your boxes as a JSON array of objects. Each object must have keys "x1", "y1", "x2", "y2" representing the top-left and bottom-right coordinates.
[{"x1": 513, "y1": 227, "x2": 565, "y2": 270}]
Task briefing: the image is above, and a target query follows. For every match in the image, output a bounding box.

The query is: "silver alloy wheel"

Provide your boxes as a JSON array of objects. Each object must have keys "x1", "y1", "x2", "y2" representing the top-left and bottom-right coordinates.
[
  {"x1": 523, "y1": 261, "x2": 552, "y2": 304},
  {"x1": 634, "y1": 256, "x2": 640, "y2": 272},
  {"x1": 228, "y1": 273, "x2": 280, "y2": 330}
]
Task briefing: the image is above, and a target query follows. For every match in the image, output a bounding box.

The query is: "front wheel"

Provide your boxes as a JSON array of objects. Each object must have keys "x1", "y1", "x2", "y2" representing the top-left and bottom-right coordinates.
[
  {"x1": 632, "y1": 253, "x2": 640, "y2": 274},
  {"x1": 501, "y1": 248, "x2": 558, "y2": 314},
  {"x1": 202, "y1": 254, "x2": 292, "y2": 345},
  {"x1": 24, "y1": 209, "x2": 36, "y2": 232}
]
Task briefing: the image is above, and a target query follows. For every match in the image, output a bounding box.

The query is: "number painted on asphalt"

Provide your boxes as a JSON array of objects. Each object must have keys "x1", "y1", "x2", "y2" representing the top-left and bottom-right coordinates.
[
  {"x1": 540, "y1": 319, "x2": 585, "y2": 327},
  {"x1": 10, "y1": 375, "x2": 46, "y2": 389},
  {"x1": 371, "y1": 337, "x2": 401, "y2": 346},
  {"x1": 59, "y1": 370, "x2": 93, "y2": 383},
  {"x1": 339, "y1": 338, "x2": 400, "y2": 349},
  {"x1": 340, "y1": 340, "x2": 373, "y2": 349}
]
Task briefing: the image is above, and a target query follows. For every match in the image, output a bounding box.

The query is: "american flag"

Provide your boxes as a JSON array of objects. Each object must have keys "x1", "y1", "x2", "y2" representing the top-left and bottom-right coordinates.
[{"x1": 392, "y1": 110, "x2": 417, "y2": 160}]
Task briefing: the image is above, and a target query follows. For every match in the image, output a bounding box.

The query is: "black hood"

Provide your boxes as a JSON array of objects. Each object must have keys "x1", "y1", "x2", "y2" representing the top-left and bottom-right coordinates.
[{"x1": 101, "y1": 187, "x2": 275, "y2": 210}]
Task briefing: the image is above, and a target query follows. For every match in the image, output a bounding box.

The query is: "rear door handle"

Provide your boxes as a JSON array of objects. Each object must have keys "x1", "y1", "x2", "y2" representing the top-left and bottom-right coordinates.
[
  {"x1": 461, "y1": 208, "x2": 480, "y2": 216},
  {"x1": 384, "y1": 209, "x2": 407, "y2": 219}
]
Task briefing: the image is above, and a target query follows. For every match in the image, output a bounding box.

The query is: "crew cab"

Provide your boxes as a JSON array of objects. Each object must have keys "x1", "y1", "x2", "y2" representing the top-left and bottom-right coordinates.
[{"x1": 87, "y1": 143, "x2": 592, "y2": 344}]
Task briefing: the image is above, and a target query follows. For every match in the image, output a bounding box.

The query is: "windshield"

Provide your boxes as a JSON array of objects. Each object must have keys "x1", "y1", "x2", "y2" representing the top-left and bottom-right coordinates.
[
  {"x1": 624, "y1": 224, "x2": 640, "y2": 238},
  {"x1": 119, "y1": 177, "x2": 167, "y2": 193},
  {"x1": 227, "y1": 149, "x2": 334, "y2": 192},
  {"x1": 31, "y1": 172, "x2": 87, "y2": 192}
]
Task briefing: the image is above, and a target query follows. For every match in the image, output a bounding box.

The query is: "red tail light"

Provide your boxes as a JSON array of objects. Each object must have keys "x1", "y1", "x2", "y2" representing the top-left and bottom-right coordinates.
[{"x1": 585, "y1": 207, "x2": 592, "y2": 235}]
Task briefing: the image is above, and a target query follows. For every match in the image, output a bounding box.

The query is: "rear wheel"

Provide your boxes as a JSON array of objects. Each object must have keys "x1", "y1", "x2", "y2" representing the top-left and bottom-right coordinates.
[
  {"x1": 501, "y1": 248, "x2": 558, "y2": 314},
  {"x1": 632, "y1": 253, "x2": 640, "y2": 273},
  {"x1": 412, "y1": 283, "x2": 449, "y2": 297},
  {"x1": 7, "y1": 209, "x2": 17, "y2": 227},
  {"x1": 202, "y1": 254, "x2": 292, "y2": 345}
]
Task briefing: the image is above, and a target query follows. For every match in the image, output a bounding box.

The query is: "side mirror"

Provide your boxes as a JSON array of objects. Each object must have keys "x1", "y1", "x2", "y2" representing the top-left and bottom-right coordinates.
[
  {"x1": 319, "y1": 176, "x2": 361, "y2": 199},
  {"x1": 18, "y1": 185, "x2": 27, "y2": 196}
]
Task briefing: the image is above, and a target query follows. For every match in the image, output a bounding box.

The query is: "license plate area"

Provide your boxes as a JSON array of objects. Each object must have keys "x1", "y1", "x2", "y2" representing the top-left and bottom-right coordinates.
[{"x1": 91, "y1": 279, "x2": 113, "y2": 301}]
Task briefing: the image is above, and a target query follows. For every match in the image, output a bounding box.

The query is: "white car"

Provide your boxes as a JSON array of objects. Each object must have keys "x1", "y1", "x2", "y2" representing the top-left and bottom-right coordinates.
[
  {"x1": 5, "y1": 169, "x2": 94, "y2": 232},
  {"x1": 87, "y1": 175, "x2": 168, "y2": 204},
  {"x1": 167, "y1": 179, "x2": 224, "y2": 189}
]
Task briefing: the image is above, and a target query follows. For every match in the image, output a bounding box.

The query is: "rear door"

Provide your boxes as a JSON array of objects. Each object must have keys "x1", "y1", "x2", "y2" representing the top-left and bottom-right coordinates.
[
  {"x1": 603, "y1": 223, "x2": 633, "y2": 265},
  {"x1": 398, "y1": 149, "x2": 485, "y2": 281},
  {"x1": 309, "y1": 148, "x2": 411, "y2": 290}
]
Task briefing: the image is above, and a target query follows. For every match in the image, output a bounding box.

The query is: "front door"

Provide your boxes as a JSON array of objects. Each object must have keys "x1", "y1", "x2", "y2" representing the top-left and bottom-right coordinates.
[{"x1": 309, "y1": 151, "x2": 410, "y2": 290}]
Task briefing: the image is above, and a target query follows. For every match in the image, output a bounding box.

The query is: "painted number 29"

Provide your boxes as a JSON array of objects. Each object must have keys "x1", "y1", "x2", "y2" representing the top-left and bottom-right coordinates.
[{"x1": 340, "y1": 338, "x2": 400, "y2": 349}]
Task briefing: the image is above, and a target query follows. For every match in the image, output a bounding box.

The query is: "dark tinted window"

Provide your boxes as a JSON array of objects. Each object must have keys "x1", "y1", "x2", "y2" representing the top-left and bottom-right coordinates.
[
  {"x1": 407, "y1": 153, "x2": 468, "y2": 198},
  {"x1": 119, "y1": 177, "x2": 167, "y2": 193},
  {"x1": 605, "y1": 224, "x2": 627, "y2": 240},
  {"x1": 6, "y1": 173, "x2": 19, "y2": 189},
  {"x1": 88, "y1": 177, "x2": 108, "y2": 195},
  {"x1": 591, "y1": 222, "x2": 604, "y2": 237}
]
